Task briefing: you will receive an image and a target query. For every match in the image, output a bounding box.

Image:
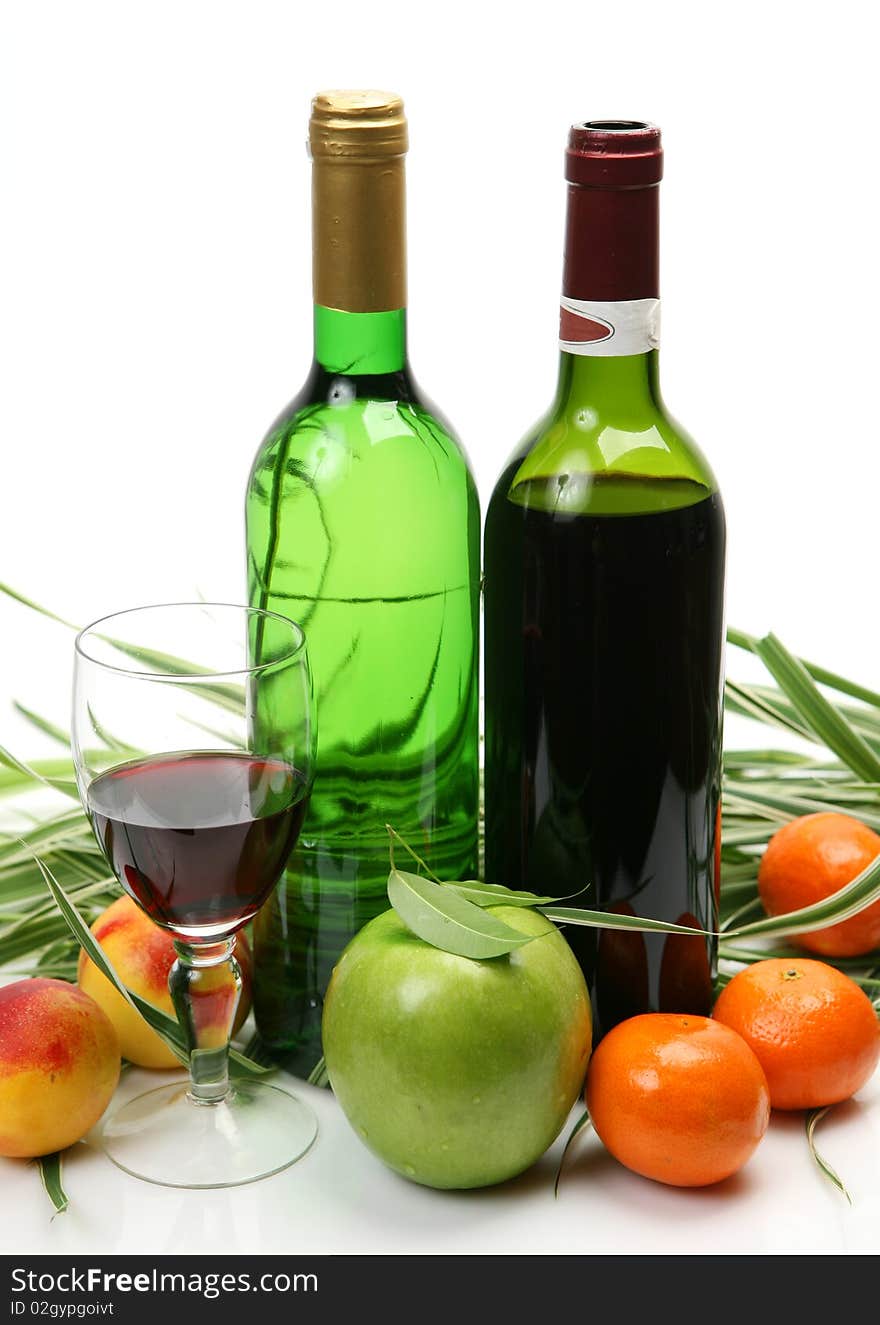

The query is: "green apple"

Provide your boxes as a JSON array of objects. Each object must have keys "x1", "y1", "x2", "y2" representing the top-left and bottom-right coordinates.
[{"x1": 322, "y1": 904, "x2": 591, "y2": 1189}]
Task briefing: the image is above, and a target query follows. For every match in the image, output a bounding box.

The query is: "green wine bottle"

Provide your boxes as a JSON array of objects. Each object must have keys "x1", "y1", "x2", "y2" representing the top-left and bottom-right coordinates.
[
  {"x1": 484, "y1": 122, "x2": 726, "y2": 1039},
  {"x1": 246, "y1": 92, "x2": 480, "y2": 1077}
]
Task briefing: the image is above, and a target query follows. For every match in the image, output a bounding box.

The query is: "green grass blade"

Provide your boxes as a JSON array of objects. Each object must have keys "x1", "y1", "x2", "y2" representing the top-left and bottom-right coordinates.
[
  {"x1": 720, "y1": 943, "x2": 801, "y2": 963},
  {"x1": 93, "y1": 638, "x2": 246, "y2": 715},
  {"x1": 0, "y1": 923, "x2": 74, "y2": 967},
  {"x1": 729, "y1": 627, "x2": 880, "y2": 710},
  {"x1": 307, "y1": 1055, "x2": 330, "y2": 1088},
  {"x1": 725, "y1": 785, "x2": 880, "y2": 831},
  {"x1": 37, "y1": 1152, "x2": 70, "y2": 1215},
  {"x1": 717, "y1": 861, "x2": 760, "y2": 884},
  {"x1": 182, "y1": 716, "x2": 245, "y2": 748},
  {"x1": 806, "y1": 1107, "x2": 852, "y2": 1203},
  {"x1": 554, "y1": 1109, "x2": 593, "y2": 1198},
  {"x1": 540, "y1": 906, "x2": 710, "y2": 936},
  {"x1": 723, "y1": 749, "x2": 830, "y2": 771},
  {"x1": 85, "y1": 706, "x2": 138, "y2": 754},
  {"x1": 755, "y1": 634, "x2": 880, "y2": 782},
  {"x1": 0, "y1": 743, "x2": 78, "y2": 797},
  {"x1": 0, "y1": 582, "x2": 78, "y2": 629},
  {"x1": 447, "y1": 880, "x2": 572, "y2": 908},
  {"x1": 719, "y1": 824, "x2": 779, "y2": 848},
  {"x1": 238, "y1": 1030, "x2": 277, "y2": 1070},
  {"x1": 0, "y1": 759, "x2": 77, "y2": 798},
  {"x1": 719, "y1": 897, "x2": 765, "y2": 932},
  {"x1": 0, "y1": 816, "x2": 100, "y2": 869},
  {"x1": 726, "y1": 852, "x2": 880, "y2": 941},
  {"x1": 0, "y1": 585, "x2": 246, "y2": 713},
  {"x1": 12, "y1": 703, "x2": 70, "y2": 747},
  {"x1": 725, "y1": 680, "x2": 815, "y2": 742},
  {"x1": 0, "y1": 876, "x2": 115, "y2": 941}
]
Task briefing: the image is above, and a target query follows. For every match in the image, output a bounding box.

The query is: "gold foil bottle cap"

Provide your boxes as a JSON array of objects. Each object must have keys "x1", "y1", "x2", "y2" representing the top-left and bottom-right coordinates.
[
  {"x1": 309, "y1": 90, "x2": 408, "y2": 160},
  {"x1": 310, "y1": 89, "x2": 408, "y2": 312}
]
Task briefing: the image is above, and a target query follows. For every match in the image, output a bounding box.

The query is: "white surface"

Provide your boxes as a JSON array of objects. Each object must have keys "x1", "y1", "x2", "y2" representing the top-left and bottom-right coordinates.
[
  {"x1": 1, "y1": 0, "x2": 880, "y2": 716},
  {"x1": 2, "y1": 1066, "x2": 879, "y2": 1256},
  {"x1": 1, "y1": 0, "x2": 880, "y2": 1257}
]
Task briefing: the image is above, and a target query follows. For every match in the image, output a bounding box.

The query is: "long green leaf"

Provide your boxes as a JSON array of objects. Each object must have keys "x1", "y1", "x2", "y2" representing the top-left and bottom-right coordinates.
[
  {"x1": 554, "y1": 1109, "x2": 593, "y2": 1198},
  {"x1": 85, "y1": 706, "x2": 139, "y2": 754},
  {"x1": 0, "y1": 743, "x2": 78, "y2": 797},
  {"x1": 540, "y1": 905, "x2": 712, "y2": 937},
  {"x1": 806, "y1": 1107, "x2": 852, "y2": 1203},
  {"x1": 729, "y1": 627, "x2": 880, "y2": 710},
  {"x1": 0, "y1": 815, "x2": 100, "y2": 868},
  {"x1": 0, "y1": 758, "x2": 76, "y2": 797},
  {"x1": 721, "y1": 942, "x2": 874, "y2": 971},
  {"x1": 721, "y1": 824, "x2": 783, "y2": 848},
  {"x1": 723, "y1": 749, "x2": 830, "y2": 770},
  {"x1": 34, "y1": 853, "x2": 187, "y2": 1058},
  {"x1": 94, "y1": 638, "x2": 246, "y2": 715},
  {"x1": 719, "y1": 897, "x2": 765, "y2": 932},
  {"x1": 12, "y1": 703, "x2": 71, "y2": 747},
  {"x1": 385, "y1": 823, "x2": 442, "y2": 883},
  {"x1": 37, "y1": 1153, "x2": 69, "y2": 1215},
  {"x1": 387, "y1": 869, "x2": 550, "y2": 959},
  {"x1": 755, "y1": 634, "x2": 880, "y2": 783},
  {"x1": 447, "y1": 880, "x2": 570, "y2": 908},
  {"x1": 0, "y1": 876, "x2": 115, "y2": 941},
  {"x1": 0, "y1": 582, "x2": 77, "y2": 629},
  {"x1": 307, "y1": 1055, "x2": 330, "y2": 1089},
  {"x1": 725, "y1": 680, "x2": 815, "y2": 742},
  {"x1": 726, "y1": 851, "x2": 880, "y2": 941},
  {"x1": 726, "y1": 784, "x2": 880, "y2": 831}
]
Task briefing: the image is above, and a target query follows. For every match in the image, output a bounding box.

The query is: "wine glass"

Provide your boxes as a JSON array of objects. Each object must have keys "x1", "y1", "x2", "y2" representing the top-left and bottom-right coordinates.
[{"x1": 72, "y1": 602, "x2": 317, "y2": 1189}]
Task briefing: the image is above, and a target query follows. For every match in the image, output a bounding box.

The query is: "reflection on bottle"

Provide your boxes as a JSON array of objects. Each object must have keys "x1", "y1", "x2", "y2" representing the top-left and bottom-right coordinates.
[
  {"x1": 659, "y1": 912, "x2": 714, "y2": 1016},
  {"x1": 595, "y1": 901, "x2": 650, "y2": 1031}
]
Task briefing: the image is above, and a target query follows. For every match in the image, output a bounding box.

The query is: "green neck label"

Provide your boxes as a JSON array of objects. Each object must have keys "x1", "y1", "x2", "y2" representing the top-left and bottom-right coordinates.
[{"x1": 314, "y1": 306, "x2": 407, "y2": 376}]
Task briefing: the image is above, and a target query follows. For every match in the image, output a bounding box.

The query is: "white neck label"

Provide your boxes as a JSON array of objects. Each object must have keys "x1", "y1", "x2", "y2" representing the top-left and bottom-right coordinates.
[{"x1": 559, "y1": 296, "x2": 661, "y2": 356}]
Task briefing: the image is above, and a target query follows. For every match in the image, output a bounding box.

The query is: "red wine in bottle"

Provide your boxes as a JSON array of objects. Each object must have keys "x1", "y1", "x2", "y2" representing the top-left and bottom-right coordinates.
[{"x1": 484, "y1": 122, "x2": 726, "y2": 1037}]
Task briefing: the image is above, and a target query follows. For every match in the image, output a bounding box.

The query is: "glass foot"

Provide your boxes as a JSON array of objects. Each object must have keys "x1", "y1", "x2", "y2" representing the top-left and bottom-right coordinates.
[{"x1": 100, "y1": 1078, "x2": 318, "y2": 1189}]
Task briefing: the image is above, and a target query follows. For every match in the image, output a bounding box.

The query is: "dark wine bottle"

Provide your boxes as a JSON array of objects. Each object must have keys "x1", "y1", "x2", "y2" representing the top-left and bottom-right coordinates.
[{"x1": 484, "y1": 122, "x2": 726, "y2": 1038}]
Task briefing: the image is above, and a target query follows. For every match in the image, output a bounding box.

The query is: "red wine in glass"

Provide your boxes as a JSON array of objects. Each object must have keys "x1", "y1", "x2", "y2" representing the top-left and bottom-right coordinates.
[{"x1": 87, "y1": 750, "x2": 308, "y2": 937}]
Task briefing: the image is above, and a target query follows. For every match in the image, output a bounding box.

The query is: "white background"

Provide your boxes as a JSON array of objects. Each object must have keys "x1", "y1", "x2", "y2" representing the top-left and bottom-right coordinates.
[
  {"x1": 2, "y1": 0, "x2": 880, "y2": 733},
  {"x1": 1, "y1": 0, "x2": 879, "y2": 1256}
]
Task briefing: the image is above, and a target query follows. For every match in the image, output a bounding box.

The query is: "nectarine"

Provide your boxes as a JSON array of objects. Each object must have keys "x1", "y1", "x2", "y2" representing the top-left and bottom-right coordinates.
[{"x1": 0, "y1": 978, "x2": 120, "y2": 1158}]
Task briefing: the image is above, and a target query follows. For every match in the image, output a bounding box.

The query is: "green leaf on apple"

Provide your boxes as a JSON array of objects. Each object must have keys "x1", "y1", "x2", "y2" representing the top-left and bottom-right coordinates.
[
  {"x1": 387, "y1": 868, "x2": 554, "y2": 959},
  {"x1": 447, "y1": 880, "x2": 566, "y2": 908}
]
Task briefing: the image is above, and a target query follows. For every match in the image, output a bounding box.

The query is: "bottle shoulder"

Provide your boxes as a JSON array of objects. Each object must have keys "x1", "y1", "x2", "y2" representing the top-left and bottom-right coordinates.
[
  {"x1": 248, "y1": 365, "x2": 475, "y2": 487},
  {"x1": 491, "y1": 388, "x2": 719, "y2": 518}
]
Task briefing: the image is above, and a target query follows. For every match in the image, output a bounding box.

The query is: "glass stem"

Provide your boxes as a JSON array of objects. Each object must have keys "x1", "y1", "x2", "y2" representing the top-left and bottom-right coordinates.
[{"x1": 169, "y1": 938, "x2": 242, "y2": 1106}]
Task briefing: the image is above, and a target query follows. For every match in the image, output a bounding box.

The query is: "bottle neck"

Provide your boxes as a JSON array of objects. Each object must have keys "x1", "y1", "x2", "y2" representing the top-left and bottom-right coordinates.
[
  {"x1": 310, "y1": 146, "x2": 408, "y2": 377},
  {"x1": 555, "y1": 349, "x2": 661, "y2": 417},
  {"x1": 311, "y1": 150, "x2": 407, "y2": 312},
  {"x1": 558, "y1": 173, "x2": 661, "y2": 414},
  {"x1": 313, "y1": 305, "x2": 407, "y2": 375},
  {"x1": 563, "y1": 181, "x2": 659, "y2": 303}
]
